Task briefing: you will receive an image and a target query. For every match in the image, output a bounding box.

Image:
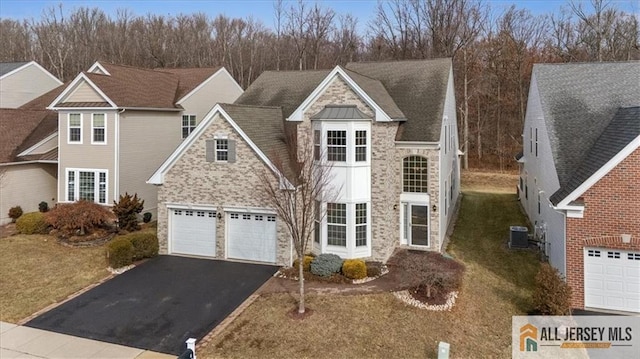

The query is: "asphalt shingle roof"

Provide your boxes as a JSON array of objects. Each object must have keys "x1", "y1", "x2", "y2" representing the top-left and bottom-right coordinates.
[
  {"x1": 0, "y1": 62, "x2": 29, "y2": 77},
  {"x1": 532, "y1": 61, "x2": 640, "y2": 203},
  {"x1": 219, "y1": 103, "x2": 295, "y2": 179},
  {"x1": 550, "y1": 106, "x2": 640, "y2": 204},
  {"x1": 346, "y1": 58, "x2": 451, "y2": 142},
  {"x1": 0, "y1": 109, "x2": 57, "y2": 163}
]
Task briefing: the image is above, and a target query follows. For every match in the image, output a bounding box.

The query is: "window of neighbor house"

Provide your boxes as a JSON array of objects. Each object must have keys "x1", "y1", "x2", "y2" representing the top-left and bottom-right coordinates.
[
  {"x1": 327, "y1": 203, "x2": 346, "y2": 246},
  {"x1": 215, "y1": 139, "x2": 228, "y2": 161},
  {"x1": 327, "y1": 130, "x2": 347, "y2": 162},
  {"x1": 535, "y1": 128, "x2": 538, "y2": 157},
  {"x1": 69, "y1": 113, "x2": 82, "y2": 143},
  {"x1": 314, "y1": 200, "x2": 320, "y2": 244},
  {"x1": 67, "y1": 169, "x2": 107, "y2": 204},
  {"x1": 92, "y1": 114, "x2": 106, "y2": 144},
  {"x1": 355, "y1": 130, "x2": 367, "y2": 162},
  {"x1": 182, "y1": 115, "x2": 196, "y2": 139},
  {"x1": 403, "y1": 156, "x2": 428, "y2": 193}
]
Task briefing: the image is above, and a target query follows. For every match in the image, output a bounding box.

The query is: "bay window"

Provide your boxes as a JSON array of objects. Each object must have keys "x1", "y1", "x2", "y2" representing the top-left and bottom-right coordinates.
[
  {"x1": 327, "y1": 130, "x2": 347, "y2": 162},
  {"x1": 327, "y1": 203, "x2": 346, "y2": 246}
]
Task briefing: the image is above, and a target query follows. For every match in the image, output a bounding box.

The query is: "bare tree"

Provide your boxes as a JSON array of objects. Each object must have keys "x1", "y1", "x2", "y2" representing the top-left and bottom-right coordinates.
[{"x1": 262, "y1": 131, "x2": 337, "y2": 314}]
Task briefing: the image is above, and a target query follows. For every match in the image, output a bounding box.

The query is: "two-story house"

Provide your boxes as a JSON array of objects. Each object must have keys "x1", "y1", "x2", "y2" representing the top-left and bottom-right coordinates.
[
  {"x1": 518, "y1": 61, "x2": 639, "y2": 313},
  {"x1": 47, "y1": 62, "x2": 243, "y2": 216},
  {"x1": 148, "y1": 58, "x2": 460, "y2": 266},
  {"x1": 0, "y1": 61, "x2": 62, "y2": 108},
  {"x1": 0, "y1": 62, "x2": 63, "y2": 224}
]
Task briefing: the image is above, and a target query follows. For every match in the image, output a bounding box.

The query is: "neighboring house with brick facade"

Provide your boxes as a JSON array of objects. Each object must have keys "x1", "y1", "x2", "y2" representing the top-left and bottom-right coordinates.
[
  {"x1": 518, "y1": 62, "x2": 639, "y2": 313},
  {"x1": 149, "y1": 58, "x2": 460, "y2": 266},
  {"x1": 47, "y1": 62, "x2": 243, "y2": 217},
  {"x1": 0, "y1": 61, "x2": 62, "y2": 108}
]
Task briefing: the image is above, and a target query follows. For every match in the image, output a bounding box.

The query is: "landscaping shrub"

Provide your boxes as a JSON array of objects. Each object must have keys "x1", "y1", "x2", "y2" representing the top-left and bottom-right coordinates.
[
  {"x1": 342, "y1": 259, "x2": 367, "y2": 279},
  {"x1": 38, "y1": 201, "x2": 49, "y2": 213},
  {"x1": 107, "y1": 237, "x2": 134, "y2": 268},
  {"x1": 310, "y1": 253, "x2": 343, "y2": 277},
  {"x1": 142, "y1": 212, "x2": 152, "y2": 223},
  {"x1": 396, "y1": 250, "x2": 465, "y2": 298},
  {"x1": 15, "y1": 212, "x2": 48, "y2": 234},
  {"x1": 124, "y1": 232, "x2": 159, "y2": 260},
  {"x1": 293, "y1": 255, "x2": 314, "y2": 272},
  {"x1": 365, "y1": 261, "x2": 383, "y2": 277},
  {"x1": 45, "y1": 200, "x2": 115, "y2": 236},
  {"x1": 8, "y1": 206, "x2": 23, "y2": 223},
  {"x1": 113, "y1": 193, "x2": 144, "y2": 231},
  {"x1": 532, "y1": 263, "x2": 572, "y2": 315}
]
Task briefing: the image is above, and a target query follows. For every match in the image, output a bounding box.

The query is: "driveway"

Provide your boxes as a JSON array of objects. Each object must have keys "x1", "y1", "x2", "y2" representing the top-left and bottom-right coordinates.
[{"x1": 26, "y1": 256, "x2": 277, "y2": 355}]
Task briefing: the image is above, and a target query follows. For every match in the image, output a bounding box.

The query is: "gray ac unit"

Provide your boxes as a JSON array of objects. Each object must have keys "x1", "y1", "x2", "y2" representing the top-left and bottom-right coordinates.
[{"x1": 509, "y1": 226, "x2": 529, "y2": 248}]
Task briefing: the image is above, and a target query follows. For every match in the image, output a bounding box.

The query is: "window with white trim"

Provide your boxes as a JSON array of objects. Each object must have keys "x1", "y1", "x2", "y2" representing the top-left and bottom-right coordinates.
[
  {"x1": 69, "y1": 113, "x2": 82, "y2": 143},
  {"x1": 182, "y1": 115, "x2": 196, "y2": 139},
  {"x1": 216, "y1": 139, "x2": 228, "y2": 161},
  {"x1": 314, "y1": 200, "x2": 321, "y2": 244},
  {"x1": 355, "y1": 203, "x2": 367, "y2": 247},
  {"x1": 66, "y1": 169, "x2": 108, "y2": 204},
  {"x1": 529, "y1": 127, "x2": 533, "y2": 153},
  {"x1": 535, "y1": 128, "x2": 538, "y2": 157},
  {"x1": 327, "y1": 130, "x2": 346, "y2": 162},
  {"x1": 327, "y1": 203, "x2": 346, "y2": 246},
  {"x1": 403, "y1": 156, "x2": 428, "y2": 193},
  {"x1": 92, "y1": 114, "x2": 106, "y2": 144},
  {"x1": 355, "y1": 130, "x2": 367, "y2": 162}
]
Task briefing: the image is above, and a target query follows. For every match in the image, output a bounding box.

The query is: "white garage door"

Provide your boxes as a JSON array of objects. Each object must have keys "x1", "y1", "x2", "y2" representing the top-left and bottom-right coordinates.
[
  {"x1": 584, "y1": 248, "x2": 640, "y2": 313},
  {"x1": 227, "y1": 212, "x2": 277, "y2": 263},
  {"x1": 170, "y1": 209, "x2": 216, "y2": 257}
]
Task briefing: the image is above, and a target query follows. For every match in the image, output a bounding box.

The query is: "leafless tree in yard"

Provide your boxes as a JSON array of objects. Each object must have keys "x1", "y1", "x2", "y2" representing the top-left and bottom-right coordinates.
[{"x1": 262, "y1": 129, "x2": 337, "y2": 314}]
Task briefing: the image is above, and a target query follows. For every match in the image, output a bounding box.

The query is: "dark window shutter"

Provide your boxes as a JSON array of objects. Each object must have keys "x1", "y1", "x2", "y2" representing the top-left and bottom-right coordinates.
[
  {"x1": 206, "y1": 139, "x2": 215, "y2": 162},
  {"x1": 228, "y1": 139, "x2": 236, "y2": 163}
]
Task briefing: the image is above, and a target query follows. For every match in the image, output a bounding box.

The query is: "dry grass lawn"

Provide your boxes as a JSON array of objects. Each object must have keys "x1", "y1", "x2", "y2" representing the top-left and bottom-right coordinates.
[
  {"x1": 198, "y1": 172, "x2": 539, "y2": 358},
  {"x1": 0, "y1": 235, "x2": 110, "y2": 323}
]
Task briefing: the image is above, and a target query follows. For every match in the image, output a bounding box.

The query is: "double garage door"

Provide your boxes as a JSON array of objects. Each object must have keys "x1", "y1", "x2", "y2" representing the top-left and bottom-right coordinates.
[
  {"x1": 584, "y1": 248, "x2": 640, "y2": 313},
  {"x1": 170, "y1": 208, "x2": 277, "y2": 263}
]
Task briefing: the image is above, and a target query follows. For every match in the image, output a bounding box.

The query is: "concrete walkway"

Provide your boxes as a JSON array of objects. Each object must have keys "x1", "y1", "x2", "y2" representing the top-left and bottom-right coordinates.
[{"x1": 0, "y1": 322, "x2": 175, "y2": 359}]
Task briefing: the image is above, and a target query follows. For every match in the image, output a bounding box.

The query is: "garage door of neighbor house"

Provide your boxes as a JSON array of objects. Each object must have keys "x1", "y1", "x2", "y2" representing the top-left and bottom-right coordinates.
[
  {"x1": 584, "y1": 248, "x2": 640, "y2": 313},
  {"x1": 227, "y1": 212, "x2": 277, "y2": 263},
  {"x1": 170, "y1": 208, "x2": 216, "y2": 257}
]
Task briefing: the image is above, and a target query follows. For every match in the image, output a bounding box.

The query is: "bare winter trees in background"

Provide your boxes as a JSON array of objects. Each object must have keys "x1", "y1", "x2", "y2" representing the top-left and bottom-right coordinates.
[{"x1": 1, "y1": 0, "x2": 637, "y2": 169}]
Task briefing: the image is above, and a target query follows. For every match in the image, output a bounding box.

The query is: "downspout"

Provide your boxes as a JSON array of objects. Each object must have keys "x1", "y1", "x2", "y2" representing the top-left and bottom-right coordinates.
[{"x1": 115, "y1": 109, "x2": 125, "y2": 201}]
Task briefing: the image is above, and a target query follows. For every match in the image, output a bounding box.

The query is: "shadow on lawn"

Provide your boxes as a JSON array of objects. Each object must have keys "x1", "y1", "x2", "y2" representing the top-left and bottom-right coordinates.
[{"x1": 448, "y1": 191, "x2": 540, "y2": 302}]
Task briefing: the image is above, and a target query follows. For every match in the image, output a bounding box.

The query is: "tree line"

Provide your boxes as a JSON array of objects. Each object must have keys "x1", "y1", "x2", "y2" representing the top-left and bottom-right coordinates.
[{"x1": 1, "y1": 0, "x2": 637, "y2": 170}]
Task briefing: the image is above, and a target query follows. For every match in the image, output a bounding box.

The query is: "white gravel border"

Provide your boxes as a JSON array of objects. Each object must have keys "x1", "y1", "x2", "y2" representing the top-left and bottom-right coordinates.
[{"x1": 393, "y1": 290, "x2": 459, "y2": 311}]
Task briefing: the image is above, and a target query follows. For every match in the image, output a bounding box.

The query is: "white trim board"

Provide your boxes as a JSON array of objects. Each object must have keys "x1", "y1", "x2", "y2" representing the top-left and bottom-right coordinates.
[
  {"x1": 286, "y1": 66, "x2": 394, "y2": 123},
  {"x1": 555, "y1": 135, "x2": 640, "y2": 209},
  {"x1": 0, "y1": 61, "x2": 63, "y2": 85},
  {"x1": 147, "y1": 104, "x2": 291, "y2": 188},
  {"x1": 47, "y1": 73, "x2": 117, "y2": 109},
  {"x1": 87, "y1": 62, "x2": 111, "y2": 76}
]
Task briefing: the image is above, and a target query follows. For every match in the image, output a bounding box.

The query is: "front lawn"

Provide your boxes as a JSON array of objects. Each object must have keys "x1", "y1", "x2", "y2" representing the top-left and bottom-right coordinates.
[
  {"x1": 198, "y1": 177, "x2": 539, "y2": 358},
  {"x1": 0, "y1": 235, "x2": 109, "y2": 323}
]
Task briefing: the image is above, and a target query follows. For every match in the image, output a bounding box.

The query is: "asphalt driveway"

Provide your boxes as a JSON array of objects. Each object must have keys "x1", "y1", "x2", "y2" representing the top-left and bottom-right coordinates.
[{"x1": 26, "y1": 256, "x2": 277, "y2": 355}]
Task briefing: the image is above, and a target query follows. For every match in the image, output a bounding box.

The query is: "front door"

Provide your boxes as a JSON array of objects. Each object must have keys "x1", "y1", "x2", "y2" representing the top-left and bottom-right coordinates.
[{"x1": 409, "y1": 204, "x2": 429, "y2": 246}]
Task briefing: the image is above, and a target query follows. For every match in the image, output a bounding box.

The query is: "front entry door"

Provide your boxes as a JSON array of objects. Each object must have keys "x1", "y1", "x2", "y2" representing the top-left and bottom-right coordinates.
[{"x1": 409, "y1": 204, "x2": 429, "y2": 246}]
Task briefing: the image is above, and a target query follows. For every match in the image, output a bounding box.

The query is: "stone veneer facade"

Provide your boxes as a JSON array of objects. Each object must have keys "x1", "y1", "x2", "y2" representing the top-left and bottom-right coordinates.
[
  {"x1": 158, "y1": 74, "x2": 444, "y2": 265},
  {"x1": 157, "y1": 113, "x2": 292, "y2": 265},
  {"x1": 304, "y1": 76, "x2": 442, "y2": 262},
  {"x1": 564, "y1": 149, "x2": 640, "y2": 309}
]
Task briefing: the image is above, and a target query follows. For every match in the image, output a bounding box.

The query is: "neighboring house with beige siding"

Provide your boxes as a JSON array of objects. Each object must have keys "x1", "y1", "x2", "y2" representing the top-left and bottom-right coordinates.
[
  {"x1": 149, "y1": 59, "x2": 460, "y2": 266},
  {"x1": 0, "y1": 61, "x2": 62, "y2": 108},
  {"x1": 48, "y1": 62, "x2": 243, "y2": 217}
]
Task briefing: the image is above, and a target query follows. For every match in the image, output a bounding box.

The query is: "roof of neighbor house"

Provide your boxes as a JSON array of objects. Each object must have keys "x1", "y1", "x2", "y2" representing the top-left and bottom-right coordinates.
[
  {"x1": 550, "y1": 106, "x2": 640, "y2": 204},
  {"x1": 0, "y1": 84, "x2": 65, "y2": 164},
  {"x1": 234, "y1": 58, "x2": 452, "y2": 143},
  {"x1": 0, "y1": 109, "x2": 57, "y2": 163},
  {"x1": 531, "y1": 61, "x2": 640, "y2": 204},
  {"x1": 56, "y1": 63, "x2": 222, "y2": 109},
  {"x1": 0, "y1": 61, "x2": 30, "y2": 77}
]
